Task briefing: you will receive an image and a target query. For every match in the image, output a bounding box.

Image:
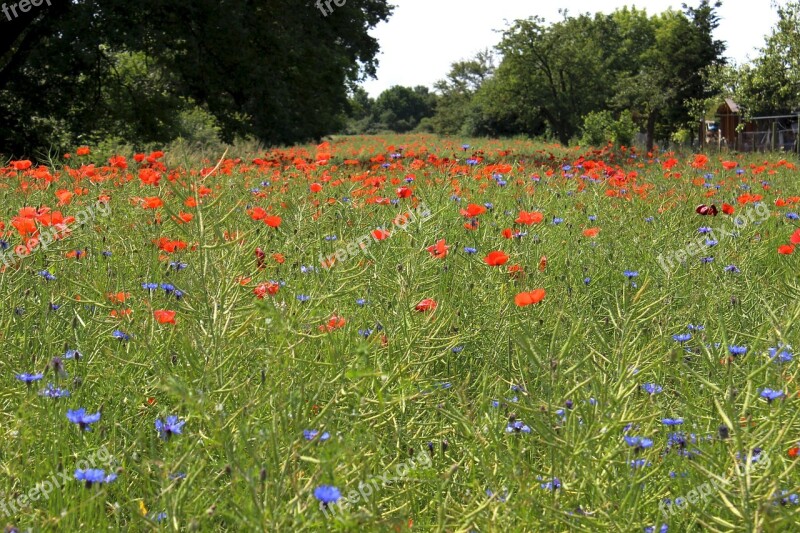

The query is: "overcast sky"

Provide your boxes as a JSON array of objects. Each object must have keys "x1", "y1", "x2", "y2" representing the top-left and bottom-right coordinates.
[{"x1": 361, "y1": 0, "x2": 783, "y2": 96}]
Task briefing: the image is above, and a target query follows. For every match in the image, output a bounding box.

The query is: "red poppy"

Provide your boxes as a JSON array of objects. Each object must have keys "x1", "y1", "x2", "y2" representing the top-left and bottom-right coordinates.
[
  {"x1": 264, "y1": 215, "x2": 282, "y2": 228},
  {"x1": 538, "y1": 256, "x2": 547, "y2": 272},
  {"x1": 319, "y1": 315, "x2": 346, "y2": 332},
  {"x1": 253, "y1": 282, "x2": 280, "y2": 299},
  {"x1": 791, "y1": 229, "x2": 800, "y2": 245},
  {"x1": 514, "y1": 288, "x2": 546, "y2": 307},
  {"x1": 76, "y1": 146, "x2": 91, "y2": 156},
  {"x1": 154, "y1": 310, "x2": 177, "y2": 325},
  {"x1": 721, "y1": 161, "x2": 738, "y2": 170},
  {"x1": 310, "y1": 183, "x2": 323, "y2": 193},
  {"x1": 396, "y1": 186, "x2": 412, "y2": 198},
  {"x1": 516, "y1": 211, "x2": 544, "y2": 225},
  {"x1": 142, "y1": 197, "x2": 164, "y2": 209},
  {"x1": 460, "y1": 203, "x2": 486, "y2": 217},
  {"x1": 273, "y1": 253, "x2": 286, "y2": 264},
  {"x1": 415, "y1": 298, "x2": 437, "y2": 312},
  {"x1": 501, "y1": 228, "x2": 513, "y2": 239},
  {"x1": 778, "y1": 244, "x2": 795, "y2": 255},
  {"x1": 484, "y1": 251, "x2": 509, "y2": 266},
  {"x1": 10, "y1": 160, "x2": 32, "y2": 171},
  {"x1": 175, "y1": 212, "x2": 194, "y2": 224},
  {"x1": 583, "y1": 227, "x2": 600, "y2": 238},
  {"x1": 426, "y1": 239, "x2": 449, "y2": 259},
  {"x1": 721, "y1": 203, "x2": 734, "y2": 215},
  {"x1": 372, "y1": 229, "x2": 391, "y2": 241},
  {"x1": 789, "y1": 447, "x2": 800, "y2": 458}
]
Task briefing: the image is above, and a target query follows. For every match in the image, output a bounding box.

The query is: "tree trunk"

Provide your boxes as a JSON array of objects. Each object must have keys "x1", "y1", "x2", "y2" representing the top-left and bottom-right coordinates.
[{"x1": 646, "y1": 112, "x2": 657, "y2": 152}]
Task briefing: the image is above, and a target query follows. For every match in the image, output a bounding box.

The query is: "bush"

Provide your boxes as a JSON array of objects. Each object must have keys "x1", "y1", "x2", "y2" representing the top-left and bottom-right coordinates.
[{"x1": 580, "y1": 110, "x2": 638, "y2": 147}]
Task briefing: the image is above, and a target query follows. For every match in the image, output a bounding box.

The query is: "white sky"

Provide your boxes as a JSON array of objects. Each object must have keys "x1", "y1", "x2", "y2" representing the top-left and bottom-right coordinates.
[{"x1": 361, "y1": 0, "x2": 783, "y2": 96}]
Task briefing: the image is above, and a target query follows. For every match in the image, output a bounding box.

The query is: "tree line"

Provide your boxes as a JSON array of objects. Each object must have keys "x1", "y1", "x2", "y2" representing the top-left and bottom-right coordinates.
[
  {"x1": 2, "y1": 1, "x2": 798, "y2": 156},
  {"x1": 347, "y1": 1, "x2": 800, "y2": 150}
]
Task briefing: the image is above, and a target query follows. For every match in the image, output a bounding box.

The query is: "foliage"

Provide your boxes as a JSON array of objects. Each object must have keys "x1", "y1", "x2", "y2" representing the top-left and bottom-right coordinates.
[{"x1": 0, "y1": 0, "x2": 393, "y2": 155}]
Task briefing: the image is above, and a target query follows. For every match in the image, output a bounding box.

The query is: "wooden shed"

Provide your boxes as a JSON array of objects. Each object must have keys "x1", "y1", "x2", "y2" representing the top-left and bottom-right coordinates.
[{"x1": 715, "y1": 98, "x2": 740, "y2": 148}]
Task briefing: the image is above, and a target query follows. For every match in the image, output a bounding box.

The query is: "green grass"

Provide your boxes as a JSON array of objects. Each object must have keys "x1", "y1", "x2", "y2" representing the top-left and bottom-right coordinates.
[{"x1": 1, "y1": 135, "x2": 800, "y2": 532}]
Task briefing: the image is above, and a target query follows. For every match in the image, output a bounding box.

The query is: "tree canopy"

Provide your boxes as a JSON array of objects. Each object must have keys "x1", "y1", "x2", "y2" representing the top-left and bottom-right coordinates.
[{"x1": 0, "y1": 0, "x2": 392, "y2": 155}]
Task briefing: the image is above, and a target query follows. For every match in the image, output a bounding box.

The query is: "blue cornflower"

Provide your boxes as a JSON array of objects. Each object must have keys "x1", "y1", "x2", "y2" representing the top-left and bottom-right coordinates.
[
  {"x1": 169, "y1": 262, "x2": 188, "y2": 271},
  {"x1": 461, "y1": 144, "x2": 470, "y2": 151},
  {"x1": 588, "y1": 215, "x2": 597, "y2": 221},
  {"x1": 642, "y1": 383, "x2": 663, "y2": 395},
  {"x1": 496, "y1": 179, "x2": 507, "y2": 187},
  {"x1": 768, "y1": 345, "x2": 793, "y2": 363},
  {"x1": 358, "y1": 328, "x2": 373, "y2": 338},
  {"x1": 102, "y1": 250, "x2": 112, "y2": 257},
  {"x1": 584, "y1": 277, "x2": 591, "y2": 285},
  {"x1": 356, "y1": 298, "x2": 367, "y2": 306},
  {"x1": 40, "y1": 383, "x2": 70, "y2": 398},
  {"x1": 624, "y1": 436, "x2": 654, "y2": 448},
  {"x1": 173, "y1": 289, "x2": 185, "y2": 300},
  {"x1": 466, "y1": 159, "x2": 478, "y2": 166},
  {"x1": 296, "y1": 294, "x2": 310, "y2": 302},
  {"x1": 64, "y1": 349, "x2": 81, "y2": 360},
  {"x1": 300, "y1": 265, "x2": 316, "y2": 274},
  {"x1": 698, "y1": 227, "x2": 712, "y2": 234},
  {"x1": 67, "y1": 408, "x2": 101, "y2": 431},
  {"x1": 75, "y1": 469, "x2": 117, "y2": 487},
  {"x1": 506, "y1": 421, "x2": 531, "y2": 433},
  {"x1": 314, "y1": 485, "x2": 341, "y2": 505},
  {"x1": 672, "y1": 333, "x2": 692, "y2": 343},
  {"x1": 687, "y1": 324, "x2": 704, "y2": 331},
  {"x1": 760, "y1": 388, "x2": 784, "y2": 402},
  {"x1": 661, "y1": 418, "x2": 684, "y2": 426},
  {"x1": 484, "y1": 202, "x2": 493, "y2": 210},
  {"x1": 787, "y1": 213, "x2": 800, "y2": 220},
  {"x1": 16, "y1": 373, "x2": 43, "y2": 383},
  {"x1": 643, "y1": 525, "x2": 669, "y2": 533},
  {"x1": 464, "y1": 247, "x2": 477, "y2": 254},
  {"x1": 161, "y1": 283, "x2": 175, "y2": 294},
  {"x1": 724, "y1": 264, "x2": 740, "y2": 273},
  {"x1": 142, "y1": 282, "x2": 158, "y2": 291},
  {"x1": 0, "y1": 239, "x2": 8, "y2": 250},
  {"x1": 728, "y1": 345, "x2": 747, "y2": 356},
  {"x1": 324, "y1": 235, "x2": 338, "y2": 241},
  {"x1": 452, "y1": 346, "x2": 464, "y2": 353},
  {"x1": 645, "y1": 217, "x2": 654, "y2": 223},
  {"x1": 623, "y1": 270, "x2": 639, "y2": 279},
  {"x1": 540, "y1": 477, "x2": 561, "y2": 490},
  {"x1": 155, "y1": 416, "x2": 186, "y2": 440},
  {"x1": 303, "y1": 429, "x2": 331, "y2": 442},
  {"x1": 552, "y1": 217, "x2": 564, "y2": 225},
  {"x1": 630, "y1": 459, "x2": 651, "y2": 468},
  {"x1": 38, "y1": 270, "x2": 56, "y2": 281},
  {"x1": 705, "y1": 239, "x2": 718, "y2": 246},
  {"x1": 700, "y1": 256, "x2": 714, "y2": 263},
  {"x1": 112, "y1": 330, "x2": 131, "y2": 341}
]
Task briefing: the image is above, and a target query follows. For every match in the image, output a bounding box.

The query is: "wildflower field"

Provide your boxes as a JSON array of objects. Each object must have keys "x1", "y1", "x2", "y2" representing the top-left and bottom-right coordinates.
[{"x1": 3, "y1": 134, "x2": 800, "y2": 532}]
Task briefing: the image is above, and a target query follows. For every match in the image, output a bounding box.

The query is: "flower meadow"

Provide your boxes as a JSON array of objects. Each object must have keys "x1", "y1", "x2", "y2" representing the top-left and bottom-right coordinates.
[{"x1": 2, "y1": 135, "x2": 800, "y2": 531}]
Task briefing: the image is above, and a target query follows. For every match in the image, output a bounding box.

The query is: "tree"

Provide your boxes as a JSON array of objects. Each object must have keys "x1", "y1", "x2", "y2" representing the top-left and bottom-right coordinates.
[
  {"x1": 491, "y1": 13, "x2": 623, "y2": 144},
  {"x1": 431, "y1": 50, "x2": 495, "y2": 135},
  {"x1": 372, "y1": 86, "x2": 437, "y2": 133},
  {"x1": 0, "y1": 0, "x2": 393, "y2": 155}
]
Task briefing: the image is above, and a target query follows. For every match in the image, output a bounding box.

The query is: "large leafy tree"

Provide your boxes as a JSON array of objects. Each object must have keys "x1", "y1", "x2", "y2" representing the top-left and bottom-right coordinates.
[{"x1": 0, "y1": 0, "x2": 392, "y2": 155}]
